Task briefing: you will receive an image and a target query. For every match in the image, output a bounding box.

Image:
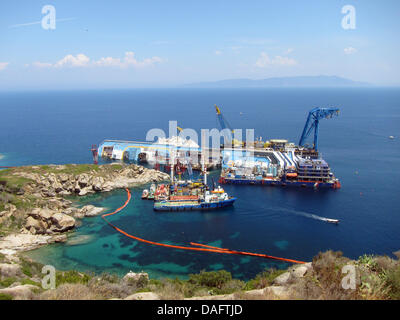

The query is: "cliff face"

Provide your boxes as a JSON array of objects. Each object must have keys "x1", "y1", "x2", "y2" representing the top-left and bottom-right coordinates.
[{"x1": 0, "y1": 163, "x2": 169, "y2": 253}]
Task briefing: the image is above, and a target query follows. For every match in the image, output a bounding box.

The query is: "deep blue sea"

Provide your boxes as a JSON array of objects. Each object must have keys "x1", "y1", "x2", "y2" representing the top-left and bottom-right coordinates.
[{"x1": 1, "y1": 88, "x2": 399, "y2": 280}]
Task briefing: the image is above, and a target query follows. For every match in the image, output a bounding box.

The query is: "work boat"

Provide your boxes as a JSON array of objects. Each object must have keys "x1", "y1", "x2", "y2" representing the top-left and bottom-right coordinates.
[
  {"x1": 153, "y1": 185, "x2": 236, "y2": 212},
  {"x1": 153, "y1": 155, "x2": 236, "y2": 212}
]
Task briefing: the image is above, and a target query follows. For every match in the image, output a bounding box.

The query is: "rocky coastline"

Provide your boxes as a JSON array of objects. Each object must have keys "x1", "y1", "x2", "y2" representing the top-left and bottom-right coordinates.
[{"x1": 0, "y1": 163, "x2": 169, "y2": 255}]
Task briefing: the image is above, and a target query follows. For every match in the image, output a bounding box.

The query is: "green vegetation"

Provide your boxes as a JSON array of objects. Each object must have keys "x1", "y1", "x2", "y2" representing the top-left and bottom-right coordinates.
[
  {"x1": 0, "y1": 163, "x2": 133, "y2": 236},
  {"x1": 189, "y1": 270, "x2": 232, "y2": 288},
  {"x1": 0, "y1": 293, "x2": 13, "y2": 300},
  {"x1": 245, "y1": 268, "x2": 286, "y2": 290},
  {"x1": 55, "y1": 270, "x2": 93, "y2": 287},
  {"x1": 0, "y1": 277, "x2": 18, "y2": 288},
  {"x1": 1, "y1": 250, "x2": 399, "y2": 300}
]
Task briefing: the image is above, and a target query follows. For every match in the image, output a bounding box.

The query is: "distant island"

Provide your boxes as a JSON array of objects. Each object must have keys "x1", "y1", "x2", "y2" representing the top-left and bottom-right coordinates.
[{"x1": 185, "y1": 76, "x2": 371, "y2": 88}]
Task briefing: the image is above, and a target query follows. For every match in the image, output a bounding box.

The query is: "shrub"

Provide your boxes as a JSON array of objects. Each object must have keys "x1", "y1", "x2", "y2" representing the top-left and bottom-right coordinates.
[
  {"x1": 0, "y1": 277, "x2": 19, "y2": 288},
  {"x1": 40, "y1": 283, "x2": 99, "y2": 300},
  {"x1": 245, "y1": 268, "x2": 286, "y2": 290},
  {"x1": 88, "y1": 279, "x2": 133, "y2": 299},
  {"x1": 310, "y1": 250, "x2": 358, "y2": 300},
  {"x1": 56, "y1": 270, "x2": 92, "y2": 287},
  {"x1": 189, "y1": 270, "x2": 232, "y2": 289},
  {"x1": 156, "y1": 281, "x2": 185, "y2": 300},
  {"x1": 385, "y1": 266, "x2": 400, "y2": 300},
  {"x1": 0, "y1": 293, "x2": 13, "y2": 300},
  {"x1": 218, "y1": 279, "x2": 246, "y2": 294}
]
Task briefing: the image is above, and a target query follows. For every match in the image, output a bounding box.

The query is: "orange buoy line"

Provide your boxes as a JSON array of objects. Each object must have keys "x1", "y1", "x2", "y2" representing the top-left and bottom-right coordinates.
[{"x1": 101, "y1": 188, "x2": 306, "y2": 264}]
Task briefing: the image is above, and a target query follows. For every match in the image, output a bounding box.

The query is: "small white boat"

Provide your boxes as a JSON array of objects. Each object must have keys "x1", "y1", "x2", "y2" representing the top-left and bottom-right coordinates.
[
  {"x1": 141, "y1": 189, "x2": 149, "y2": 199},
  {"x1": 325, "y1": 218, "x2": 340, "y2": 224}
]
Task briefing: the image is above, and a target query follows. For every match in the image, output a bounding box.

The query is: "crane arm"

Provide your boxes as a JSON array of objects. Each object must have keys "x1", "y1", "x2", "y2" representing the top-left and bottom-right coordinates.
[{"x1": 298, "y1": 107, "x2": 339, "y2": 151}]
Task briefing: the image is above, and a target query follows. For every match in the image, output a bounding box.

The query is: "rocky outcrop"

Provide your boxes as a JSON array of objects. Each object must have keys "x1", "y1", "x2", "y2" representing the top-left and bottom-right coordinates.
[
  {"x1": 15, "y1": 164, "x2": 169, "y2": 198},
  {"x1": 0, "y1": 233, "x2": 67, "y2": 253},
  {"x1": 0, "y1": 163, "x2": 168, "y2": 253},
  {"x1": 0, "y1": 284, "x2": 39, "y2": 300},
  {"x1": 273, "y1": 262, "x2": 313, "y2": 286},
  {"x1": 0, "y1": 263, "x2": 23, "y2": 279},
  {"x1": 122, "y1": 271, "x2": 149, "y2": 283},
  {"x1": 124, "y1": 292, "x2": 160, "y2": 300},
  {"x1": 50, "y1": 213, "x2": 76, "y2": 232}
]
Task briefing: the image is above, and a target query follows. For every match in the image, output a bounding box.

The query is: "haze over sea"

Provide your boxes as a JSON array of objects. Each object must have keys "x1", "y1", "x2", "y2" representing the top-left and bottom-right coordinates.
[{"x1": 1, "y1": 88, "x2": 399, "y2": 280}]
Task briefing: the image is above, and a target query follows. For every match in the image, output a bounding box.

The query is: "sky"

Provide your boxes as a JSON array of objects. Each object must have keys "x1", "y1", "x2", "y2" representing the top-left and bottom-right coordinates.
[{"x1": 0, "y1": 0, "x2": 399, "y2": 90}]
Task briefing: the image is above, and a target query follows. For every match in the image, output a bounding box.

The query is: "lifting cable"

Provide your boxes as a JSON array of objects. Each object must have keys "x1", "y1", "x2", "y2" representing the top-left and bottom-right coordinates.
[{"x1": 101, "y1": 188, "x2": 306, "y2": 264}]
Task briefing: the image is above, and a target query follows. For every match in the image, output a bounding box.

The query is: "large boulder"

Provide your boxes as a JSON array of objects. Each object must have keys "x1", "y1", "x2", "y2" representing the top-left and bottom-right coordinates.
[
  {"x1": 79, "y1": 205, "x2": 104, "y2": 217},
  {"x1": 124, "y1": 292, "x2": 159, "y2": 300},
  {"x1": 0, "y1": 284, "x2": 39, "y2": 300},
  {"x1": 0, "y1": 263, "x2": 22, "y2": 279},
  {"x1": 273, "y1": 272, "x2": 292, "y2": 286},
  {"x1": 58, "y1": 174, "x2": 70, "y2": 183},
  {"x1": 29, "y1": 208, "x2": 54, "y2": 221},
  {"x1": 123, "y1": 271, "x2": 149, "y2": 283},
  {"x1": 92, "y1": 176, "x2": 105, "y2": 191},
  {"x1": 77, "y1": 174, "x2": 90, "y2": 188},
  {"x1": 25, "y1": 216, "x2": 46, "y2": 234},
  {"x1": 50, "y1": 213, "x2": 76, "y2": 232}
]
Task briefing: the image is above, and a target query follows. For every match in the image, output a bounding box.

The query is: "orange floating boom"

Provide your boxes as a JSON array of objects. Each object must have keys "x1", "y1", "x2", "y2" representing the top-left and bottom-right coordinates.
[{"x1": 101, "y1": 188, "x2": 306, "y2": 264}]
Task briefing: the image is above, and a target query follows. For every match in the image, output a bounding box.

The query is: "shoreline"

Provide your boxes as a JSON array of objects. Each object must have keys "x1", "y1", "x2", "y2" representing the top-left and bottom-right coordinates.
[{"x1": 0, "y1": 163, "x2": 169, "y2": 256}]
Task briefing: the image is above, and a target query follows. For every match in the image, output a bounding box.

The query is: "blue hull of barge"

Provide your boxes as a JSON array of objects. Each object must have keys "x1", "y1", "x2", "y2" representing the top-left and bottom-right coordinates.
[{"x1": 154, "y1": 198, "x2": 236, "y2": 212}]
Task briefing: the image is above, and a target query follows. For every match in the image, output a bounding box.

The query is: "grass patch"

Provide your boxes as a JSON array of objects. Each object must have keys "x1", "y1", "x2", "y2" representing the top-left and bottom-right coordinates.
[
  {"x1": 188, "y1": 270, "x2": 232, "y2": 289},
  {"x1": 0, "y1": 293, "x2": 13, "y2": 300},
  {"x1": 20, "y1": 278, "x2": 41, "y2": 287},
  {"x1": 0, "y1": 277, "x2": 18, "y2": 288},
  {"x1": 56, "y1": 270, "x2": 92, "y2": 287},
  {"x1": 385, "y1": 266, "x2": 400, "y2": 299},
  {"x1": 245, "y1": 268, "x2": 286, "y2": 290}
]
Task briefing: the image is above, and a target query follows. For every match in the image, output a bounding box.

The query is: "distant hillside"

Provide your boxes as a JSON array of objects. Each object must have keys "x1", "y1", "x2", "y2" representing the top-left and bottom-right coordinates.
[{"x1": 185, "y1": 76, "x2": 371, "y2": 88}]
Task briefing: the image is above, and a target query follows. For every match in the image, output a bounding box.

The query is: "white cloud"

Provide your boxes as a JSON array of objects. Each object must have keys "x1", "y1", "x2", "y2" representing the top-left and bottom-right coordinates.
[
  {"x1": 0, "y1": 62, "x2": 9, "y2": 71},
  {"x1": 255, "y1": 52, "x2": 297, "y2": 68},
  {"x1": 54, "y1": 54, "x2": 90, "y2": 68},
  {"x1": 344, "y1": 47, "x2": 357, "y2": 55},
  {"x1": 284, "y1": 48, "x2": 294, "y2": 55},
  {"x1": 31, "y1": 52, "x2": 163, "y2": 69},
  {"x1": 120, "y1": 52, "x2": 163, "y2": 68},
  {"x1": 215, "y1": 50, "x2": 222, "y2": 56}
]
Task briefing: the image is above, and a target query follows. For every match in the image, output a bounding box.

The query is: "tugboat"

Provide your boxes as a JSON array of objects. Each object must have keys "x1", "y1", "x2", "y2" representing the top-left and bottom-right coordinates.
[{"x1": 153, "y1": 153, "x2": 236, "y2": 212}]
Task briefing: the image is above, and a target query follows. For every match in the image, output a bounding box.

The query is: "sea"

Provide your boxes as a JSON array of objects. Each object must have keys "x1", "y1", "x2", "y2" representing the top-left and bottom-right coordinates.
[{"x1": 0, "y1": 87, "x2": 399, "y2": 280}]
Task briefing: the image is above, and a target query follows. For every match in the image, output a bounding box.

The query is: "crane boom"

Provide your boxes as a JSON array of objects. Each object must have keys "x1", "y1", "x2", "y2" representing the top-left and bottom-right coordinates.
[
  {"x1": 298, "y1": 107, "x2": 339, "y2": 151},
  {"x1": 215, "y1": 104, "x2": 235, "y2": 144}
]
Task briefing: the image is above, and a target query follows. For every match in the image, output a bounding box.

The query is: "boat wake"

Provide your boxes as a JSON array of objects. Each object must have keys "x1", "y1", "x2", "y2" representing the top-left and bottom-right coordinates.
[{"x1": 275, "y1": 207, "x2": 340, "y2": 224}]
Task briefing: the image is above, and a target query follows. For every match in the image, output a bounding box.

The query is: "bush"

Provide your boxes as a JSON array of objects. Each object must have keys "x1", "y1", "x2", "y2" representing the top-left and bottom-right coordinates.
[
  {"x1": 189, "y1": 270, "x2": 232, "y2": 289},
  {"x1": 245, "y1": 268, "x2": 286, "y2": 290},
  {"x1": 0, "y1": 293, "x2": 13, "y2": 300},
  {"x1": 88, "y1": 279, "x2": 133, "y2": 299},
  {"x1": 40, "y1": 283, "x2": 99, "y2": 300},
  {"x1": 0, "y1": 277, "x2": 18, "y2": 288},
  {"x1": 385, "y1": 266, "x2": 400, "y2": 300},
  {"x1": 56, "y1": 270, "x2": 92, "y2": 287}
]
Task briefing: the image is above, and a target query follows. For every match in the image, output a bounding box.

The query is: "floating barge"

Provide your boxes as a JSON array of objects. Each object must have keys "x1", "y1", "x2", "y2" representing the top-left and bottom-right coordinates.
[{"x1": 219, "y1": 146, "x2": 341, "y2": 189}]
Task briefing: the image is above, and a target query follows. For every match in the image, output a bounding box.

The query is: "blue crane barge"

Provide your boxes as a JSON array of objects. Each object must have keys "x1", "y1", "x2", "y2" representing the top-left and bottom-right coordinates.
[{"x1": 218, "y1": 106, "x2": 341, "y2": 189}]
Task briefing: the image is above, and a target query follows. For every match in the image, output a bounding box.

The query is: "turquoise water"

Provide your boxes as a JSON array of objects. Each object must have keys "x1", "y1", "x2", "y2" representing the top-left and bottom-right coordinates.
[{"x1": 1, "y1": 88, "x2": 399, "y2": 280}]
